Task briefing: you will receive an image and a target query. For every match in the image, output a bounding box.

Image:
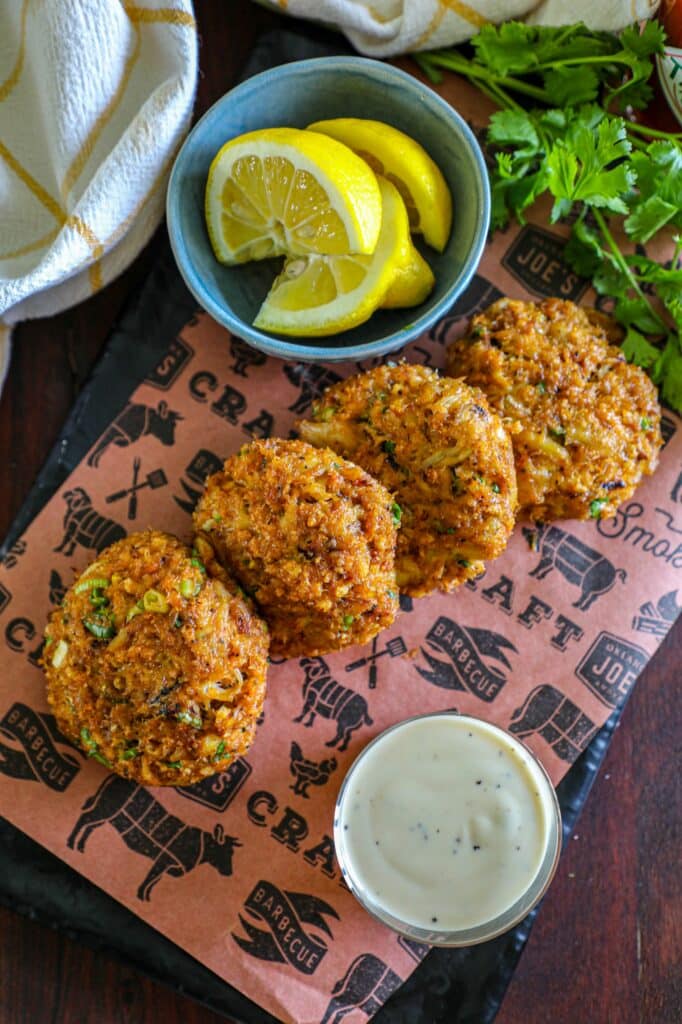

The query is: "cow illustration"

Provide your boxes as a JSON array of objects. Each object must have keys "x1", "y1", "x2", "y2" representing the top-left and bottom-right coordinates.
[
  {"x1": 67, "y1": 775, "x2": 240, "y2": 901},
  {"x1": 524, "y1": 524, "x2": 626, "y2": 611},
  {"x1": 429, "y1": 275, "x2": 503, "y2": 344},
  {"x1": 510, "y1": 684, "x2": 597, "y2": 763},
  {"x1": 321, "y1": 953, "x2": 402, "y2": 1024},
  {"x1": 294, "y1": 658, "x2": 373, "y2": 751},
  {"x1": 55, "y1": 488, "x2": 126, "y2": 557},
  {"x1": 229, "y1": 337, "x2": 267, "y2": 377},
  {"x1": 284, "y1": 364, "x2": 342, "y2": 416},
  {"x1": 87, "y1": 400, "x2": 182, "y2": 467},
  {"x1": 289, "y1": 741, "x2": 337, "y2": 798}
]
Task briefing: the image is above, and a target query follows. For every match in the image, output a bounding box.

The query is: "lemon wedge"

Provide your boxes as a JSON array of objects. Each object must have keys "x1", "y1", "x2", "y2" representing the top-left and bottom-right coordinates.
[
  {"x1": 253, "y1": 177, "x2": 410, "y2": 337},
  {"x1": 205, "y1": 127, "x2": 382, "y2": 265},
  {"x1": 307, "y1": 118, "x2": 452, "y2": 252},
  {"x1": 383, "y1": 241, "x2": 435, "y2": 309}
]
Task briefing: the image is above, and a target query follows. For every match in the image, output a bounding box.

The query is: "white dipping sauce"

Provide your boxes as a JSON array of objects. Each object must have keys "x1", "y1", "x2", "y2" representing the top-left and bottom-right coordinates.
[{"x1": 335, "y1": 714, "x2": 554, "y2": 932}]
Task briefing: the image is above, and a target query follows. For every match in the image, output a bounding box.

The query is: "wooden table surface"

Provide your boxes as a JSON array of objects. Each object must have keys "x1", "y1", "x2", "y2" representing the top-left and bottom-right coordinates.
[{"x1": 0, "y1": 3, "x2": 680, "y2": 1022}]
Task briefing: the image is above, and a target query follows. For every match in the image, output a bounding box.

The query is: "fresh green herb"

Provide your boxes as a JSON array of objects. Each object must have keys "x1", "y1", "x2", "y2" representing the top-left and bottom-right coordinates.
[
  {"x1": 74, "y1": 577, "x2": 110, "y2": 594},
  {"x1": 590, "y1": 498, "x2": 607, "y2": 518},
  {"x1": 391, "y1": 502, "x2": 402, "y2": 526},
  {"x1": 381, "y1": 440, "x2": 397, "y2": 455},
  {"x1": 121, "y1": 747, "x2": 139, "y2": 760},
  {"x1": 165, "y1": 761, "x2": 183, "y2": 770},
  {"x1": 640, "y1": 416, "x2": 652, "y2": 431},
  {"x1": 142, "y1": 588, "x2": 168, "y2": 612},
  {"x1": 176, "y1": 711, "x2": 202, "y2": 729},
  {"x1": 82, "y1": 613, "x2": 115, "y2": 640},
  {"x1": 342, "y1": 614, "x2": 355, "y2": 630},
  {"x1": 416, "y1": 22, "x2": 682, "y2": 414}
]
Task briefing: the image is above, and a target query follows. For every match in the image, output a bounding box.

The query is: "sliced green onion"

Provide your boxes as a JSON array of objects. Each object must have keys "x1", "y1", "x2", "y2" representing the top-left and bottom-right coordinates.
[
  {"x1": 180, "y1": 578, "x2": 200, "y2": 598},
  {"x1": 51, "y1": 639, "x2": 68, "y2": 668},
  {"x1": 142, "y1": 589, "x2": 168, "y2": 612},
  {"x1": 342, "y1": 614, "x2": 355, "y2": 630},
  {"x1": 164, "y1": 761, "x2": 182, "y2": 770},
  {"x1": 590, "y1": 499, "x2": 607, "y2": 519},
  {"x1": 74, "y1": 577, "x2": 110, "y2": 594},
  {"x1": 536, "y1": 381, "x2": 547, "y2": 394},
  {"x1": 44, "y1": 635, "x2": 54, "y2": 649},
  {"x1": 391, "y1": 502, "x2": 402, "y2": 526},
  {"x1": 121, "y1": 747, "x2": 139, "y2": 760},
  {"x1": 491, "y1": 482, "x2": 501, "y2": 493},
  {"x1": 126, "y1": 601, "x2": 144, "y2": 623},
  {"x1": 640, "y1": 417, "x2": 651, "y2": 431},
  {"x1": 80, "y1": 727, "x2": 97, "y2": 751},
  {"x1": 190, "y1": 555, "x2": 206, "y2": 575},
  {"x1": 89, "y1": 587, "x2": 109, "y2": 607},
  {"x1": 89, "y1": 751, "x2": 112, "y2": 768},
  {"x1": 457, "y1": 558, "x2": 470, "y2": 568},
  {"x1": 317, "y1": 406, "x2": 335, "y2": 421},
  {"x1": 176, "y1": 711, "x2": 202, "y2": 729},
  {"x1": 83, "y1": 615, "x2": 115, "y2": 640},
  {"x1": 212, "y1": 740, "x2": 226, "y2": 763},
  {"x1": 381, "y1": 440, "x2": 397, "y2": 455}
]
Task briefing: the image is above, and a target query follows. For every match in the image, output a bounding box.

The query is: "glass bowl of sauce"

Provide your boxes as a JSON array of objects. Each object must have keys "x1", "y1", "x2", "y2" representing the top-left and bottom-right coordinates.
[{"x1": 333, "y1": 712, "x2": 562, "y2": 946}]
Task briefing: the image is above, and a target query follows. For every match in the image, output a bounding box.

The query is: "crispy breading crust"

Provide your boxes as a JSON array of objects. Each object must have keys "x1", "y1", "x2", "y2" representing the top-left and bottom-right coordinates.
[
  {"x1": 445, "y1": 298, "x2": 662, "y2": 521},
  {"x1": 43, "y1": 530, "x2": 269, "y2": 786},
  {"x1": 296, "y1": 363, "x2": 517, "y2": 597},
  {"x1": 194, "y1": 439, "x2": 399, "y2": 658}
]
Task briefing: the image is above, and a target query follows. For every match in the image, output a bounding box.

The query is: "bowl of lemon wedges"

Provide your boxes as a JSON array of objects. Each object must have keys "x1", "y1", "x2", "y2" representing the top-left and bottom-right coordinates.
[{"x1": 167, "y1": 57, "x2": 490, "y2": 362}]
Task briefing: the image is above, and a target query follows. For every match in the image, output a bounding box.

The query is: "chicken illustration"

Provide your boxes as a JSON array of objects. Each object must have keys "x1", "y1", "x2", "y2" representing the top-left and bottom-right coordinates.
[{"x1": 289, "y1": 741, "x2": 337, "y2": 798}]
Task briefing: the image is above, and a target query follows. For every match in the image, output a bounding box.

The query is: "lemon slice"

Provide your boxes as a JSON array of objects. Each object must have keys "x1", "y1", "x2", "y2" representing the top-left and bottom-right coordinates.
[
  {"x1": 253, "y1": 177, "x2": 409, "y2": 337},
  {"x1": 383, "y1": 241, "x2": 435, "y2": 309},
  {"x1": 205, "y1": 127, "x2": 382, "y2": 264},
  {"x1": 308, "y1": 118, "x2": 452, "y2": 252}
]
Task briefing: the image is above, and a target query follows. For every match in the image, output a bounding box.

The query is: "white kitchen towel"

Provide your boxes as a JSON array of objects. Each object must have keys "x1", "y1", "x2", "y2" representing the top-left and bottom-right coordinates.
[
  {"x1": 0, "y1": 0, "x2": 198, "y2": 393},
  {"x1": 259, "y1": 0, "x2": 660, "y2": 57}
]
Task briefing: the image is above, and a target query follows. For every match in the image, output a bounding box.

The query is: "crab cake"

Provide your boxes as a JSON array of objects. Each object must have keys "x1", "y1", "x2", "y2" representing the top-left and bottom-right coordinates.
[
  {"x1": 445, "y1": 298, "x2": 662, "y2": 522},
  {"x1": 43, "y1": 530, "x2": 269, "y2": 786},
  {"x1": 193, "y1": 439, "x2": 399, "y2": 659},
  {"x1": 296, "y1": 364, "x2": 517, "y2": 597}
]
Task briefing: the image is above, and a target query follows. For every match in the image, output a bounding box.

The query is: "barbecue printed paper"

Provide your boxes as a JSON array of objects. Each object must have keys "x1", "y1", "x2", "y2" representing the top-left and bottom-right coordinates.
[{"x1": 0, "y1": 69, "x2": 680, "y2": 1024}]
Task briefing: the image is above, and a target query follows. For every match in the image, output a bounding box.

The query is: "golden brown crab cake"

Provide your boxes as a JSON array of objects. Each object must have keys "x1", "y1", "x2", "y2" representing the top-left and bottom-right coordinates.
[
  {"x1": 445, "y1": 298, "x2": 662, "y2": 522},
  {"x1": 43, "y1": 530, "x2": 269, "y2": 786},
  {"x1": 193, "y1": 439, "x2": 399, "y2": 658},
  {"x1": 296, "y1": 363, "x2": 517, "y2": 597}
]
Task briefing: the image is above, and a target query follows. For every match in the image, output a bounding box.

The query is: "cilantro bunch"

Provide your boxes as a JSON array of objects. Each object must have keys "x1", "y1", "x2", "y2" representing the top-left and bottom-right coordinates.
[{"x1": 416, "y1": 22, "x2": 682, "y2": 413}]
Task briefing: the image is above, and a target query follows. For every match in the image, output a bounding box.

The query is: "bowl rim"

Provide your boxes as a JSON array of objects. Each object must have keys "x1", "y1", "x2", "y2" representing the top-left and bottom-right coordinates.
[{"x1": 166, "y1": 55, "x2": 491, "y2": 362}]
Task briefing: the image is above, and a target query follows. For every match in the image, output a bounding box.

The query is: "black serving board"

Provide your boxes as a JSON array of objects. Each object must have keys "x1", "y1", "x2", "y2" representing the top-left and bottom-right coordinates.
[{"x1": 0, "y1": 26, "x2": 626, "y2": 1024}]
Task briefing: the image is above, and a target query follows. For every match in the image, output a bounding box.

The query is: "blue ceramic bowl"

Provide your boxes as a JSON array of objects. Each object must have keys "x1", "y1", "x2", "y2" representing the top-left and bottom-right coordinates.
[{"x1": 167, "y1": 57, "x2": 490, "y2": 363}]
